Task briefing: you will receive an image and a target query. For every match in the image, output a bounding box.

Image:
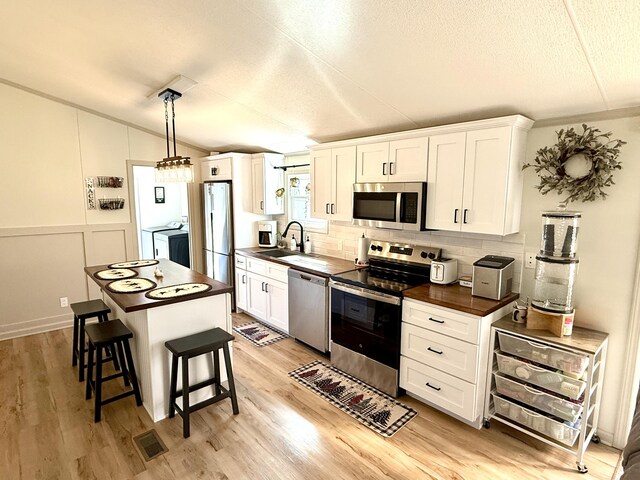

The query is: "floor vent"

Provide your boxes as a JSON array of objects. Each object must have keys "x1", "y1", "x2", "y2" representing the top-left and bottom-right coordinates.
[{"x1": 133, "y1": 429, "x2": 168, "y2": 461}]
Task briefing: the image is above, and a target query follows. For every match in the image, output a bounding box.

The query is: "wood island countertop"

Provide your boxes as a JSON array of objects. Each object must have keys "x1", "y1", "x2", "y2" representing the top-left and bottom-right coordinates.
[
  {"x1": 236, "y1": 247, "x2": 358, "y2": 278},
  {"x1": 403, "y1": 283, "x2": 519, "y2": 317},
  {"x1": 85, "y1": 258, "x2": 232, "y2": 313}
]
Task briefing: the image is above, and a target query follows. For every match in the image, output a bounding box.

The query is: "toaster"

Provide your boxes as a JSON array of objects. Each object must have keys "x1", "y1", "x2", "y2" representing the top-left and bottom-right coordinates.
[
  {"x1": 472, "y1": 255, "x2": 515, "y2": 300},
  {"x1": 430, "y1": 259, "x2": 458, "y2": 285}
]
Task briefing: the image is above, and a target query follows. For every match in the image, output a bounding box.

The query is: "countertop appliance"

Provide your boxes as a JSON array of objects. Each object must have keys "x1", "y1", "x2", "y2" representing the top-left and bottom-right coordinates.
[
  {"x1": 154, "y1": 229, "x2": 190, "y2": 268},
  {"x1": 352, "y1": 182, "x2": 427, "y2": 231},
  {"x1": 329, "y1": 240, "x2": 441, "y2": 397},
  {"x1": 203, "y1": 181, "x2": 234, "y2": 290},
  {"x1": 257, "y1": 220, "x2": 278, "y2": 248},
  {"x1": 288, "y1": 269, "x2": 328, "y2": 352},
  {"x1": 430, "y1": 258, "x2": 458, "y2": 285},
  {"x1": 141, "y1": 222, "x2": 183, "y2": 259},
  {"x1": 472, "y1": 255, "x2": 515, "y2": 300}
]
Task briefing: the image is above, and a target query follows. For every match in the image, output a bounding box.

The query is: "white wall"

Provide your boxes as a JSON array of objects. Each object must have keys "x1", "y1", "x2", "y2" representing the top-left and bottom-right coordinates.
[
  {"x1": 520, "y1": 115, "x2": 640, "y2": 446},
  {"x1": 133, "y1": 165, "x2": 186, "y2": 229}
]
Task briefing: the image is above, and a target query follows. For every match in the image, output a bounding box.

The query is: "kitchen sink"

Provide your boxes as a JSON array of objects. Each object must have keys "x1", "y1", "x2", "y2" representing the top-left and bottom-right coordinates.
[{"x1": 258, "y1": 249, "x2": 301, "y2": 258}]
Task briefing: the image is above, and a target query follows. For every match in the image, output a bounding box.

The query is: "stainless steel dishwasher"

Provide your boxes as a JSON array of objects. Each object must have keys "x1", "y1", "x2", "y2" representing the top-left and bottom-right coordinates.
[{"x1": 288, "y1": 269, "x2": 329, "y2": 352}]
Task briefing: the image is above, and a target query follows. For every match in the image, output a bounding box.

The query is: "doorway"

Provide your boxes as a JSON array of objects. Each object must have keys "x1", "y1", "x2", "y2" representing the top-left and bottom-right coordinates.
[{"x1": 129, "y1": 163, "x2": 192, "y2": 268}]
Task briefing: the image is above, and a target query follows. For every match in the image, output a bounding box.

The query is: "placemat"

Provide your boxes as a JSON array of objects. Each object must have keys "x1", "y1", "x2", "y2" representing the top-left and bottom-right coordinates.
[
  {"x1": 106, "y1": 278, "x2": 157, "y2": 294},
  {"x1": 109, "y1": 259, "x2": 159, "y2": 268},
  {"x1": 145, "y1": 283, "x2": 212, "y2": 299},
  {"x1": 94, "y1": 268, "x2": 137, "y2": 280}
]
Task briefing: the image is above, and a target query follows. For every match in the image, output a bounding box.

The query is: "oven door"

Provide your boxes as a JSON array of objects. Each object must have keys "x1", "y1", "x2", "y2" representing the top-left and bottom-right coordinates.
[{"x1": 329, "y1": 281, "x2": 402, "y2": 369}]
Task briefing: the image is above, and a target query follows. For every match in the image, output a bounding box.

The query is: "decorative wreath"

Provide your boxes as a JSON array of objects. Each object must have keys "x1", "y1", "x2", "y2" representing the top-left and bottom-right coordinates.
[{"x1": 522, "y1": 124, "x2": 625, "y2": 204}]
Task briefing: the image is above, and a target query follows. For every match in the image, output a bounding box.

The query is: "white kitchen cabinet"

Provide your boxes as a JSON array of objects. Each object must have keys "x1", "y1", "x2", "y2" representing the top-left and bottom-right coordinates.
[
  {"x1": 235, "y1": 254, "x2": 247, "y2": 311},
  {"x1": 426, "y1": 126, "x2": 525, "y2": 235},
  {"x1": 264, "y1": 279, "x2": 288, "y2": 333},
  {"x1": 246, "y1": 271, "x2": 268, "y2": 320},
  {"x1": 310, "y1": 146, "x2": 356, "y2": 221},
  {"x1": 252, "y1": 153, "x2": 285, "y2": 215},
  {"x1": 356, "y1": 138, "x2": 427, "y2": 183},
  {"x1": 244, "y1": 257, "x2": 289, "y2": 333},
  {"x1": 154, "y1": 236, "x2": 168, "y2": 259},
  {"x1": 201, "y1": 154, "x2": 232, "y2": 181},
  {"x1": 400, "y1": 298, "x2": 511, "y2": 428}
]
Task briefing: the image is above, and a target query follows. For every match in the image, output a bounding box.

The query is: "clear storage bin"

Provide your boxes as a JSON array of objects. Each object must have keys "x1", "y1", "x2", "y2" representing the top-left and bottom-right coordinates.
[
  {"x1": 492, "y1": 393, "x2": 579, "y2": 446},
  {"x1": 496, "y1": 353, "x2": 586, "y2": 400},
  {"x1": 498, "y1": 332, "x2": 588, "y2": 376},
  {"x1": 494, "y1": 373, "x2": 583, "y2": 423},
  {"x1": 532, "y1": 256, "x2": 579, "y2": 314},
  {"x1": 540, "y1": 210, "x2": 580, "y2": 258}
]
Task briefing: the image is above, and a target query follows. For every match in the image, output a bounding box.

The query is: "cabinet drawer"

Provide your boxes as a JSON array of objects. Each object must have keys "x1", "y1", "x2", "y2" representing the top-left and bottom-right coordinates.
[
  {"x1": 496, "y1": 353, "x2": 586, "y2": 400},
  {"x1": 403, "y1": 299, "x2": 480, "y2": 344},
  {"x1": 265, "y1": 262, "x2": 289, "y2": 284},
  {"x1": 400, "y1": 356, "x2": 476, "y2": 421},
  {"x1": 492, "y1": 394, "x2": 579, "y2": 447},
  {"x1": 235, "y1": 254, "x2": 247, "y2": 269},
  {"x1": 494, "y1": 373, "x2": 582, "y2": 423},
  {"x1": 498, "y1": 332, "x2": 588, "y2": 376},
  {"x1": 401, "y1": 323, "x2": 478, "y2": 383},
  {"x1": 246, "y1": 257, "x2": 266, "y2": 275}
]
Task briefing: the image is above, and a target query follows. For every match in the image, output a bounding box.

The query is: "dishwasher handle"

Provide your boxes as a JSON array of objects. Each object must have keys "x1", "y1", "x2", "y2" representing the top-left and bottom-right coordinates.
[{"x1": 288, "y1": 268, "x2": 327, "y2": 286}]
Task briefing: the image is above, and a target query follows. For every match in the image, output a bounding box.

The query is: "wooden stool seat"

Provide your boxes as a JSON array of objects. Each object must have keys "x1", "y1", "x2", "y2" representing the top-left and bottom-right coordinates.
[
  {"x1": 165, "y1": 327, "x2": 239, "y2": 438},
  {"x1": 85, "y1": 319, "x2": 142, "y2": 422},
  {"x1": 71, "y1": 299, "x2": 119, "y2": 381}
]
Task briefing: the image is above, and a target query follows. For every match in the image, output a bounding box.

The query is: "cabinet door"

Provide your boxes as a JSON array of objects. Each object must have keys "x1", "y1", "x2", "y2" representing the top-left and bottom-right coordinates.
[
  {"x1": 201, "y1": 157, "x2": 232, "y2": 181},
  {"x1": 426, "y1": 132, "x2": 466, "y2": 231},
  {"x1": 356, "y1": 142, "x2": 389, "y2": 183},
  {"x1": 461, "y1": 127, "x2": 511, "y2": 234},
  {"x1": 388, "y1": 137, "x2": 428, "y2": 182},
  {"x1": 246, "y1": 272, "x2": 268, "y2": 320},
  {"x1": 155, "y1": 237, "x2": 169, "y2": 259},
  {"x1": 265, "y1": 279, "x2": 288, "y2": 333},
  {"x1": 262, "y1": 154, "x2": 285, "y2": 215},
  {"x1": 309, "y1": 148, "x2": 333, "y2": 219},
  {"x1": 235, "y1": 269, "x2": 247, "y2": 311},
  {"x1": 251, "y1": 157, "x2": 265, "y2": 214},
  {"x1": 331, "y1": 146, "x2": 357, "y2": 221}
]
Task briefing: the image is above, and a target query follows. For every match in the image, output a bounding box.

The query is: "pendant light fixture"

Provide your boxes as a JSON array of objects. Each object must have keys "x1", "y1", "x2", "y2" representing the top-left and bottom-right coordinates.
[{"x1": 155, "y1": 88, "x2": 193, "y2": 183}]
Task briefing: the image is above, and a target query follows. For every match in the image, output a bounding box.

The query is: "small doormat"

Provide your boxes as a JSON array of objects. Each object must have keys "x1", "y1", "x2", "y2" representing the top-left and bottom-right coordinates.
[
  {"x1": 109, "y1": 259, "x2": 159, "y2": 269},
  {"x1": 289, "y1": 361, "x2": 417, "y2": 437},
  {"x1": 233, "y1": 322, "x2": 288, "y2": 347},
  {"x1": 106, "y1": 278, "x2": 157, "y2": 294},
  {"x1": 133, "y1": 429, "x2": 168, "y2": 461},
  {"x1": 146, "y1": 283, "x2": 212, "y2": 299}
]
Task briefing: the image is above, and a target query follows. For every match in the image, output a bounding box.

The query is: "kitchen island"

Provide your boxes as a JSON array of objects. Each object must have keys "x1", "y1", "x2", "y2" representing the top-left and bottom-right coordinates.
[{"x1": 85, "y1": 259, "x2": 233, "y2": 422}]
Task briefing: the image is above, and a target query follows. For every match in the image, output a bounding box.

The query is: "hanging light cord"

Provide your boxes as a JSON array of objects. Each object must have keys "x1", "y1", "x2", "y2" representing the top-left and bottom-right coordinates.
[
  {"x1": 163, "y1": 96, "x2": 170, "y2": 160},
  {"x1": 170, "y1": 94, "x2": 177, "y2": 159}
]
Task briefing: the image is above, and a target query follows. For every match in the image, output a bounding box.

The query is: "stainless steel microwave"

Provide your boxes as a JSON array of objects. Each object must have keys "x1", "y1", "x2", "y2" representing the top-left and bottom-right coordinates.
[{"x1": 352, "y1": 182, "x2": 427, "y2": 231}]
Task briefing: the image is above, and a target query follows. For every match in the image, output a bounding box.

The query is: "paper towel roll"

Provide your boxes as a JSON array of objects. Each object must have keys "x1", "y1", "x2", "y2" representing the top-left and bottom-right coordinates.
[{"x1": 356, "y1": 234, "x2": 370, "y2": 266}]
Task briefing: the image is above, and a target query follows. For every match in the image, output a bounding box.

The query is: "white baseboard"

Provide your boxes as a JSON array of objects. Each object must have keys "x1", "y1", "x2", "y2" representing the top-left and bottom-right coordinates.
[
  {"x1": 597, "y1": 429, "x2": 614, "y2": 447},
  {"x1": 0, "y1": 314, "x2": 74, "y2": 341}
]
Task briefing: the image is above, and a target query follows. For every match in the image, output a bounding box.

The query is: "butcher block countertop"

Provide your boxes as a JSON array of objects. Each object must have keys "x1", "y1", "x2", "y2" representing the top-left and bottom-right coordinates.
[
  {"x1": 85, "y1": 258, "x2": 232, "y2": 313},
  {"x1": 236, "y1": 247, "x2": 358, "y2": 278},
  {"x1": 403, "y1": 283, "x2": 519, "y2": 317}
]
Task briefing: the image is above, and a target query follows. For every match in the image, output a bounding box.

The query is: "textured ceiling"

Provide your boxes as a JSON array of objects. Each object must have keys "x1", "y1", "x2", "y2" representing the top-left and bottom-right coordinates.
[{"x1": 0, "y1": 0, "x2": 638, "y2": 153}]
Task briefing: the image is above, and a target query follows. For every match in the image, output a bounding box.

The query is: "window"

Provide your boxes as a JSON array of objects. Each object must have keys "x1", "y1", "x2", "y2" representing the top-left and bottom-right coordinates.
[{"x1": 287, "y1": 172, "x2": 328, "y2": 233}]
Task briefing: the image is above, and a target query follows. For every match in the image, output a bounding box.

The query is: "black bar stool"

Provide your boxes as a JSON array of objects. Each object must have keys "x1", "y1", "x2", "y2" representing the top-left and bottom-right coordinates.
[
  {"x1": 71, "y1": 299, "x2": 119, "y2": 382},
  {"x1": 85, "y1": 319, "x2": 142, "y2": 422},
  {"x1": 165, "y1": 328, "x2": 239, "y2": 438}
]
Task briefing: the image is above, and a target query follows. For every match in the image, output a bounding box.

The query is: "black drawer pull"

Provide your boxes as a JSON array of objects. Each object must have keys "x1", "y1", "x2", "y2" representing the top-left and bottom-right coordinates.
[
  {"x1": 428, "y1": 317, "x2": 445, "y2": 324},
  {"x1": 427, "y1": 347, "x2": 443, "y2": 355},
  {"x1": 426, "y1": 382, "x2": 441, "y2": 391}
]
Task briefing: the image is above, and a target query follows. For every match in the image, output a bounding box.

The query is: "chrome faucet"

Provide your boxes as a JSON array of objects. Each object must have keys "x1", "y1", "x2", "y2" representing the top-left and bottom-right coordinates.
[{"x1": 282, "y1": 221, "x2": 304, "y2": 252}]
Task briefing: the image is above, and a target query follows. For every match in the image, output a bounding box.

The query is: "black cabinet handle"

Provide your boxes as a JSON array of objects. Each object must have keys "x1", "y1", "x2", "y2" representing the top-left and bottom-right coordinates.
[
  {"x1": 426, "y1": 382, "x2": 441, "y2": 391},
  {"x1": 326, "y1": 203, "x2": 330, "y2": 214},
  {"x1": 427, "y1": 347, "x2": 443, "y2": 355},
  {"x1": 429, "y1": 317, "x2": 445, "y2": 324},
  {"x1": 382, "y1": 163, "x2": 387, "y2": 176},
  {"x1": 260, "y1": 200, "x2": 264, "y2": 211},
  {"x1": 454, "y1": 209, "x2": 459, "y2": 224},
  {"x1": 389, "y1": 162, "x2": 395, "y2": 175},
  {"x1": 261, "y1": 282, "x2": 265, "y2": 292},
  {"x1": 265, "y1": 283, "x2": 269, "y2": 293},
  {"x1": 463, "y1": 209, "x2": 469, "y2": 224},
  {"x1": 242, "y1": 274, "x2": 246, "y2": 284},
  {"x1": 331, "y1": 203, "x2": 335, "y2": 214}
]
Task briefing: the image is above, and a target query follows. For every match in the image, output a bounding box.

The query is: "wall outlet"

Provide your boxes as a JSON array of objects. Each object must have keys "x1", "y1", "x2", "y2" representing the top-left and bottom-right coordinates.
[
  {"x1": 336, "y1": 240, "x2": 343, "y2": 250},
  {"x1": 59, "y1": 297, "x2": 69, "y2": 308},
  {"x1": 525, "y1": 252, "x2": 536, "y2": 269}
]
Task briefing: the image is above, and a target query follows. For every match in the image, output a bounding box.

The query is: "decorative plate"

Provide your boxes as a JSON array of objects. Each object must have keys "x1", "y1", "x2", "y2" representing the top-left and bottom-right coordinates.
[
  {"x1": 109, "y1": 259, "x2": 159, "y2": 269},
  {"x1": 106, "y1": 278, "x2": 157, "y2": 294},
  {"x1": 94, "y1": 268, "x2": 137, "y2": 280},
  {"x1": 145, "y1": 283, "x2": 212, "y2": 300}
]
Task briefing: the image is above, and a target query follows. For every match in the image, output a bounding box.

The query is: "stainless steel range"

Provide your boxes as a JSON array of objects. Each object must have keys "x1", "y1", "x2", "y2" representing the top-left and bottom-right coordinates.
[{"x1": 329, "y1": 240, "x2": 441, "y2": 396}]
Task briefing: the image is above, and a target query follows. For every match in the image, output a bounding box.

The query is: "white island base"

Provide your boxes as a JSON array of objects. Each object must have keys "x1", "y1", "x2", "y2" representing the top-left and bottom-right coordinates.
[{"x1": 102, "y1": 292, "x2": 233, "y2": 422}]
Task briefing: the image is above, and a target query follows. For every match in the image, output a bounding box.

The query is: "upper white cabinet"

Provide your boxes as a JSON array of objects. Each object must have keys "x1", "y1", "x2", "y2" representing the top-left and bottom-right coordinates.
[
  {"x1": 201, "y1": 154, "x2": 232, "y2": 181},
  {"x1": 252, "y1": 153, "x2": 285, "y2": 215},
  {"x1": 310, "y1": 146, "x2": 356, "y2": 221},
  {"x1": 356, "y1": 137, "x2": 428, "y2": 183},
  {"x1": 426, "y1": 125, "x2": 528, "y2": 235}
]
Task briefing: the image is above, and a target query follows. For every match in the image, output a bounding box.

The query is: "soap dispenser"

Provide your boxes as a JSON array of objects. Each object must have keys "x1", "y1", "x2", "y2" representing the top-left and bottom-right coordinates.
[{"x1": 290, "y1": 234, "x2": 297, "y2": 251}]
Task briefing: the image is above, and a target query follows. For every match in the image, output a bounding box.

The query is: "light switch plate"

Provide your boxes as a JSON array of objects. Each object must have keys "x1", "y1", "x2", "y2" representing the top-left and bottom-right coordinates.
[{"x1": 525, "y1": 252, "x2": 536, "y2": 269}]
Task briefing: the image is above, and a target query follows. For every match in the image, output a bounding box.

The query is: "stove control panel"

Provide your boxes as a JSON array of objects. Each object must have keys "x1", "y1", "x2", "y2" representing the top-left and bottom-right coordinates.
[{"x1": 368, "y1": 240, "x2": 442, "y2": 266}]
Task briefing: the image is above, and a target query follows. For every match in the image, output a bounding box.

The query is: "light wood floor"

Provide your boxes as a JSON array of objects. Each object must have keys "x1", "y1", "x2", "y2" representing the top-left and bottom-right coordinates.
[{"x1": 0, "y1": 312, "x2": 621, "y2": 480}]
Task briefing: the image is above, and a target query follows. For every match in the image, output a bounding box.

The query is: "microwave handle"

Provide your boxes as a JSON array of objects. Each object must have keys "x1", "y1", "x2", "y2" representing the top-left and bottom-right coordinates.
[{"x1": 395, "y1": 192, "x2": 402, "y2": 223}]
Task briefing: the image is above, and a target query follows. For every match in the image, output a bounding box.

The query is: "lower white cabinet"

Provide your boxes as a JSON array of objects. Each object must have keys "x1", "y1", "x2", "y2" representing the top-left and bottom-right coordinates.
[
  {"x1": 235, "y1": 268, "x2": 247, "y2": 311},
  {"x1": 400, "y1": 298, "x2": 510, "y2": 427},
  {"x1": 244, "y1": 257, "x2": 289, "y2": 333}
]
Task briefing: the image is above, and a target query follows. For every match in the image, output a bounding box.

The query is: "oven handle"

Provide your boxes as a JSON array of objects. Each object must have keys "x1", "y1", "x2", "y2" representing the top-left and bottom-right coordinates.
[{"x1": 329, "y1": 281, "x2": 401, "y2": 306}]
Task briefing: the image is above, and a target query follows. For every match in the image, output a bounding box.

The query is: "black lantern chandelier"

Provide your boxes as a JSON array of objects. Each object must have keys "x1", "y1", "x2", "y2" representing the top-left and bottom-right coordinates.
[{"x1": 155, "y1": 88, "x2": 193, "y2": 183}]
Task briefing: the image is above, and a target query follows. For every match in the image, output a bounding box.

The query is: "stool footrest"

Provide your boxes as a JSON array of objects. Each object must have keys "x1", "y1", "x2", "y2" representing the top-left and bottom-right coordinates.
[
  {"x1": 173, "y1": 388, "x2": 232, "y2": 416},
  {"x1": 101, "y1": 389, "x2": 137, "y2": 406},
  {"x1": 174, "y1": 376, "x2": 221, "y2": 397}
]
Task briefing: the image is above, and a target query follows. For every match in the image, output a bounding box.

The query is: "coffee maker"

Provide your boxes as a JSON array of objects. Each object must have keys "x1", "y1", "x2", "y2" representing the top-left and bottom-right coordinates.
[{"x1": 257, "y1": 221, "x2": 277, "y2": 248}]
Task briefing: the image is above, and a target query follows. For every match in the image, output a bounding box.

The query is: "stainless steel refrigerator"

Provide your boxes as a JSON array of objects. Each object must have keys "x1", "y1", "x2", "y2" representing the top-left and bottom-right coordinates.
[{"x1": 203, "y1": 181, "x2": 234, "y2": 295}]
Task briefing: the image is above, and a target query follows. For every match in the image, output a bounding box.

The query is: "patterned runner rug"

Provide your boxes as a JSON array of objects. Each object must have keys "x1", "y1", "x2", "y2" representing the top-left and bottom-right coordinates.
[
  {"x1": 233, "y1": 322, "x2": 288, "y2": 347},
  {"x1": 289, "y1": 360, "x2": 417, "y2": 437}
]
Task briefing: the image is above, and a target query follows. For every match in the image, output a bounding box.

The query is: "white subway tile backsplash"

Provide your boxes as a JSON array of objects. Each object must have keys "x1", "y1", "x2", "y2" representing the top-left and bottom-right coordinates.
[{"x1": 482, "y1": 240, "x2": 525, "y2": 254}]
